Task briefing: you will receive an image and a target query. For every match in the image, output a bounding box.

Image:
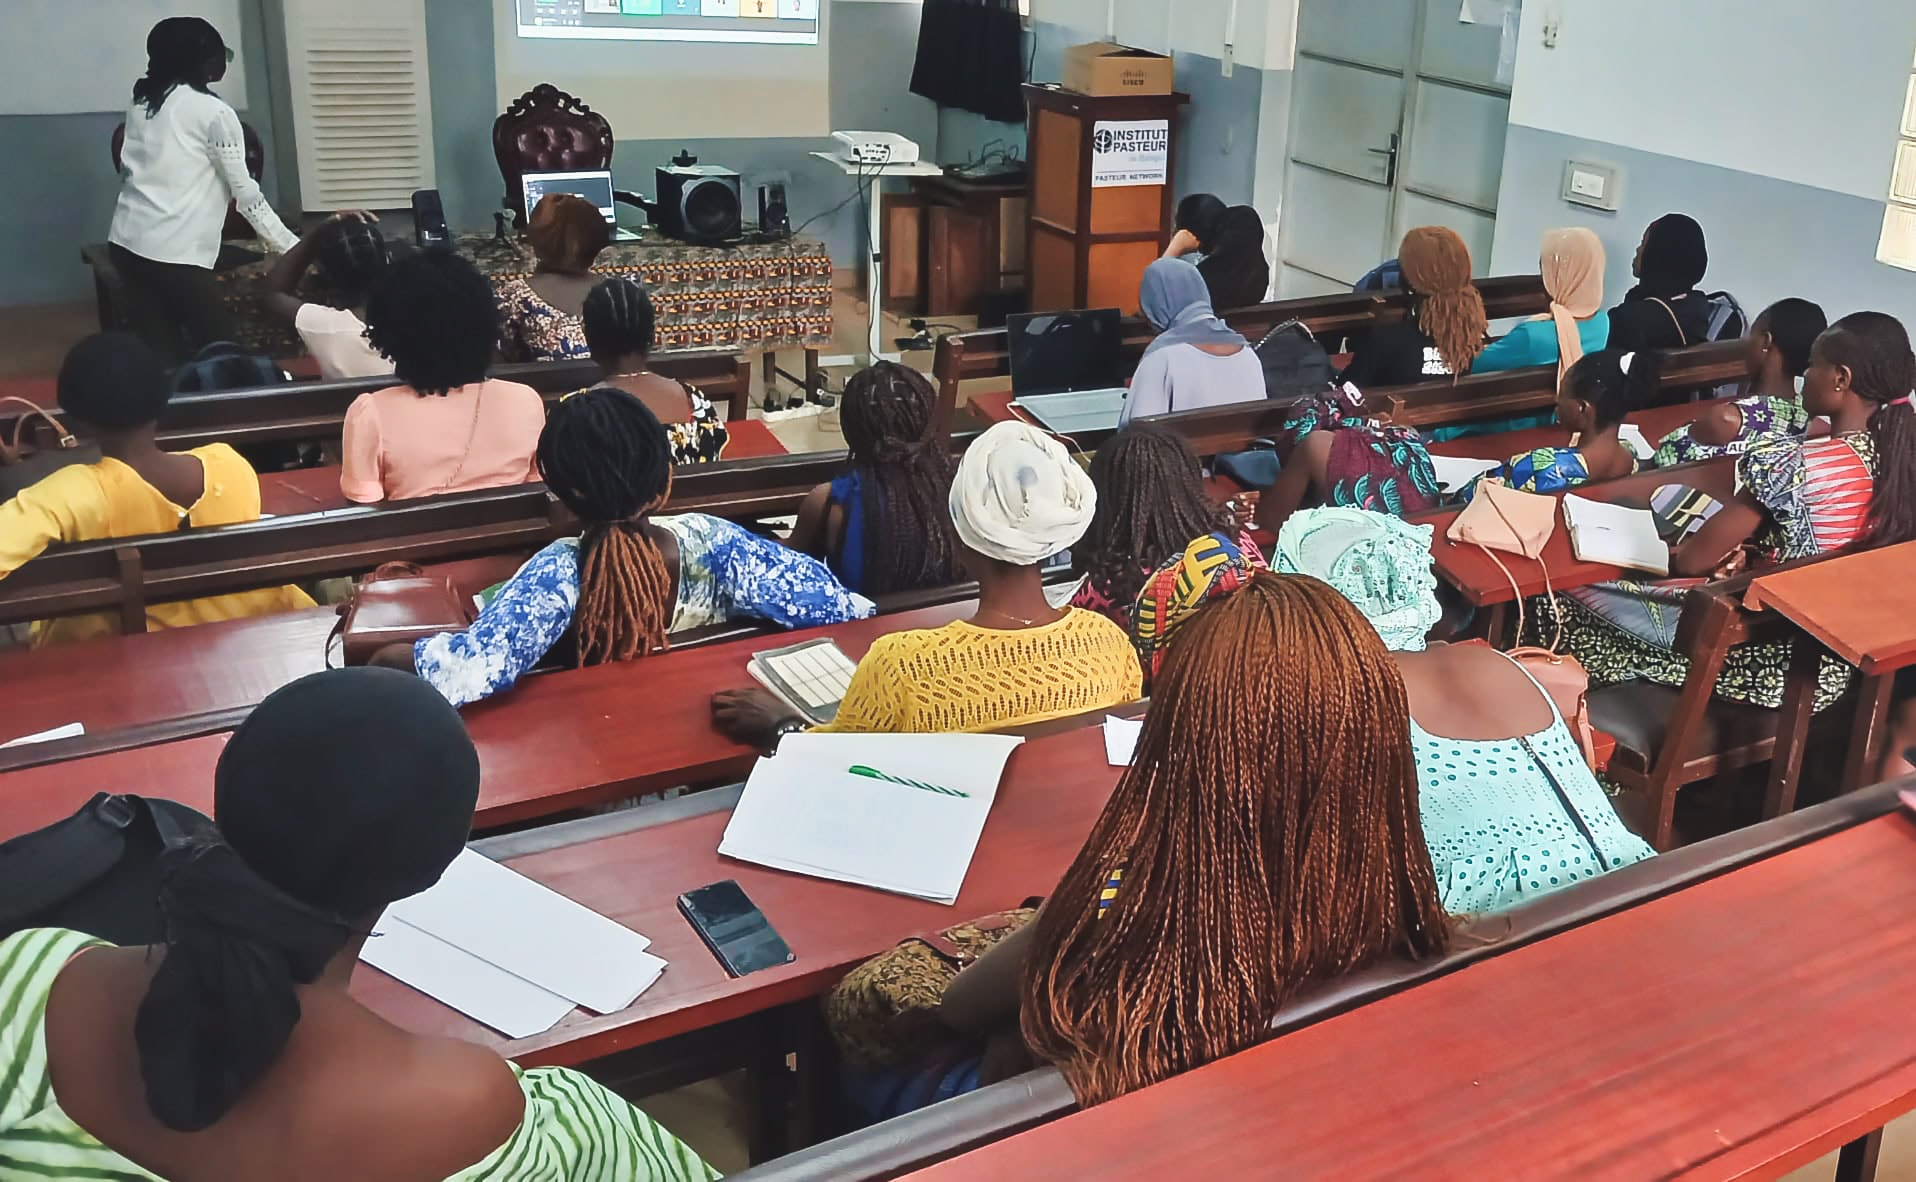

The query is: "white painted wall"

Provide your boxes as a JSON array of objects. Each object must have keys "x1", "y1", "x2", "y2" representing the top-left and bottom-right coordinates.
[
  {"x1": 1032, "y1": 0, "x2": 1290, "y2": 72},
  {"x1": 1507, "y1": 0, "x2": 1916, "y2": 201}
]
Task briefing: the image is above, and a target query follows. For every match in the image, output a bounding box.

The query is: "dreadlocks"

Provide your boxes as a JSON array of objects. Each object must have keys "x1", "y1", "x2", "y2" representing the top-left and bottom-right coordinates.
[
  {"x1": 1076, "y1": 423, "x2": 1232, "y2": 612},
  {"x1": 1822, "y1": 312, "x2": 1916, "y2": 550},
  {"x1": 1020, "y1": 573, "x2": 1449, "y2": 1105},
  {"x1": 840, "y1": 362, "x2": 963, "y2": 594},
  {"x1": 1399, "y1": 226, "x2": 1487, "y2": 378},
  {"x1": 536, "y1": 387, "x2": 676, "y2": 666}
]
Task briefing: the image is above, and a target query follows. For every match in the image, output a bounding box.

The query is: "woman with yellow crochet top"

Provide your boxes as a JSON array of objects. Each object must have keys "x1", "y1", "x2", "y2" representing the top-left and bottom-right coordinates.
[
  {"x1": 713, "y1": 421, "x2": 1142, "y2": 745},
  {"x1": 0, "y1": 334, "x2": 314, "y2": 645}
]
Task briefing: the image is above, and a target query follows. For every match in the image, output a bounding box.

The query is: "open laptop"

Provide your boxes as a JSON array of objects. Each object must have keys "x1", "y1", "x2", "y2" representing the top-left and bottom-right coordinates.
[
  {"x1": 1006, "y1": 308, "x2": 1128, "y2": 435},
  {"x1": 521, "y1": 169, "x2": 642, "y2": 242}
]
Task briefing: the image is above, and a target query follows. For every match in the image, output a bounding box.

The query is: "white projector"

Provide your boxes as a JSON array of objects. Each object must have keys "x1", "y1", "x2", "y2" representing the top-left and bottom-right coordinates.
[{"x1": 832, "y1": 131, "x2": 921, "y2": 166}]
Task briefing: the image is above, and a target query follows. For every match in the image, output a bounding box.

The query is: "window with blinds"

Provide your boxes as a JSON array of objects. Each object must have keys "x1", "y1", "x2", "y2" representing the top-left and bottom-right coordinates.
[
  {"x1": 1879, "y1": 53, "x2": 1916, "y2": 271},
  {"x1": 285, "y1": 0, "x2": 435, "y2": 211}
]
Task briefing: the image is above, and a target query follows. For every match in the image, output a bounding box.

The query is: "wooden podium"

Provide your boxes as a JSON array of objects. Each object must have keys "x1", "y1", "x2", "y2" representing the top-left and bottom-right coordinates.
[{"x1": 1023, "y1": 83, "x2": 1190, "y2": 315}]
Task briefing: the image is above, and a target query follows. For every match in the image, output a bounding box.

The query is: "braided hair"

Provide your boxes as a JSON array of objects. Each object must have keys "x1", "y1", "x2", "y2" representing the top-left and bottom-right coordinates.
[
  {"x1": 536, "y1": 388, "x2": 677, "y2": 665},
  {"x1": 582, "y1": 276, "x2": 656, "y2": 365},
  {"x1": 1076, "y1": 424, "x2": 1232, "y2": 611},
  {"x1": 1398, "y1": 226, "x2": 1487, "y2": 377},
  {"x1": 313, "y1": 218, "x2": 390, "y2": 301},
  {"x1": 363, "y1": 250, "x2": 500, "y2": 396},
  {"x1": 1561, "y1": 347, "x2": 1660, "y2": 431},
  {"x1": 1020, "y1": 573, "x2": 1449, "y2": 1105},
  {"x1": 840, "y1": 362, "x2": 963, "y2": 594},
  {"x1": 1820, "y1": 312, "x2": 1916, "y2": 549}
]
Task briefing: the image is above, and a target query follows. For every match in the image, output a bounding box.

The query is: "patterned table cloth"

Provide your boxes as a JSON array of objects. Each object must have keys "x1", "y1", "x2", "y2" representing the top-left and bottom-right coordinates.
[{"x1": 84, "y1": 230, "x2": 836, "y2": 359}]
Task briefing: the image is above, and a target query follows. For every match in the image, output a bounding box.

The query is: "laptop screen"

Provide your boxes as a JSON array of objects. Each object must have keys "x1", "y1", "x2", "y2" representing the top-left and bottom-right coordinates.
[
  {"x1": 522, "y1": 170, "x2": 617, "y2": 225},
  {"x1": 1007, "y1": 309, "x2": 1125, "y2": 396}
]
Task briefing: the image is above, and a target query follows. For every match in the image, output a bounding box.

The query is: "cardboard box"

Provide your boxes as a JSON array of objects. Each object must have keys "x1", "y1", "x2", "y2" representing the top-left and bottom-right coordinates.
[{"x1": 1062, "y1": 42, "x2": 1174, "y2": 97}]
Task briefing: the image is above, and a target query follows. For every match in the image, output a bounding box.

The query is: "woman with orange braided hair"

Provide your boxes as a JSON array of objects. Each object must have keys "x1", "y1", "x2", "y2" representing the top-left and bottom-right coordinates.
[
  {"x1": 933, "y1": 572, "x2": 1448, "y2": 1108},
  {"x1": 382, "y1": 387, "x2": 870, "y2": 706},
  {"x1": 1341, "y1": 226, "x2": 1488, "y2": 388}
]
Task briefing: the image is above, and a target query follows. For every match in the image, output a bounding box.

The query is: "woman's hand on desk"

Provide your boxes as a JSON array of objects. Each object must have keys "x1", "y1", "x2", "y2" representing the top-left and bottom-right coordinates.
[{"x1": 711, "y1": 688, "x2": 807, "y2": 753}]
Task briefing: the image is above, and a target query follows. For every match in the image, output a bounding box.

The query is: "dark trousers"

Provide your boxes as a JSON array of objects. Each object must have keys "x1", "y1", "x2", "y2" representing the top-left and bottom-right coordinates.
[{"x1": 108, "y1": 243, "x2": 239, "y2": 367}]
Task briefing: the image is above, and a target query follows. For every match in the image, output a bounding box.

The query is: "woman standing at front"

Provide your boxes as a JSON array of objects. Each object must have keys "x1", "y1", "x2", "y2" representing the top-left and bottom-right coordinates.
[{"x1": 109, "y1": 18, "x2": 297, "y2": 364}]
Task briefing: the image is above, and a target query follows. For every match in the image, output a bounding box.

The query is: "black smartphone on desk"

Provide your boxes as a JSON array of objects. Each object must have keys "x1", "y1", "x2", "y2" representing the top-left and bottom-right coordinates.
[{"x1": 678, "y1": 881, "x2": 794, "y2": 978}]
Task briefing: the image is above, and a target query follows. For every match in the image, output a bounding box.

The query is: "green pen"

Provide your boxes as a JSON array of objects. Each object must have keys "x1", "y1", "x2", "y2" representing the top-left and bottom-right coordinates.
[{"x1": 848, "y1": 765, "x2": 971, "y2": 799}]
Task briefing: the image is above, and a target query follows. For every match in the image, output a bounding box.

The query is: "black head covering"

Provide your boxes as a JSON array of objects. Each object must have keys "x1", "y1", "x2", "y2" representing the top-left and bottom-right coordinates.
[
  {"x1": 1633, "y1": 213, "x2": 1708, "y2": 297},
  {"x1": 135, "y1": 668, "x2": 481, "y2": 1132},
  {"x1": 134, "y1": 17, "x2": 227, "y2": 115},
  {"x1": 1175, "y1": 194, "x2": 1229, "y2": 246},
  {"x1": 1197, "y1": 206, "x2": 1272, "y2": 311}
]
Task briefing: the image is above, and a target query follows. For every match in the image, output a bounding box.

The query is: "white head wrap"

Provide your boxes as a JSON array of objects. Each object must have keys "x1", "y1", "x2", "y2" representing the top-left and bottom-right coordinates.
[{"x1": 949, "y1": 421, "x2": 1097, "y2": 565}]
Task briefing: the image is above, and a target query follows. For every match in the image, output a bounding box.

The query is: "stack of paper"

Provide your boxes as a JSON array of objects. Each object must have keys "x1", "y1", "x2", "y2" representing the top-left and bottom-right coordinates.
[
  {"x1": 1563, "y1": 495, "x2": 1670, "y2": 576},
  {"x1": 719, "y1": 733, "x2": 1024, "y2": 904},
  {"x1": 1430, "y1": 454, "x2": 1503, "y2": 495},
  {"x1": 362, "y1": 849, "x2": 666, "y2": 1039}
]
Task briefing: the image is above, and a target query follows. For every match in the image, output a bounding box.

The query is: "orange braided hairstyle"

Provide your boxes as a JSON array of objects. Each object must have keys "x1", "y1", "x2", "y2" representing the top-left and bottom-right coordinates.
[
  {"x1": 1399, "y1": 226, "x2": 1488, "y2": 378},
  {"x1": 1019, "y1": 572, "x2": 1449, "y2": 1105},
  {"x1": 536, "y1": 387, "x2": 676, "y2": 666}
]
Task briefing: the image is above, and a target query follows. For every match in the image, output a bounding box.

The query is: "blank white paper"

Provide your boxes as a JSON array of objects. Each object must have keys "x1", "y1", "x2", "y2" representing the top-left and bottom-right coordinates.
[
  {"x1": 1430, "y1": 454, "x2": 1503, "y2": 494},
  {"x1": 1618, "y1": 424, "x2": 1656, "y2": 461},
  {"x1": 1104, "y1": 716, "x2": 1143, "y2": 767},
  {"x1": 384, "y1": 849, "x2": 661, "y2": 1015},
  {"x1": 1, "y1": 723, "x2": 85, "y2": 749},
  {"x1": 362, "y1": 916, "x2": 579, "y2": 1040}
]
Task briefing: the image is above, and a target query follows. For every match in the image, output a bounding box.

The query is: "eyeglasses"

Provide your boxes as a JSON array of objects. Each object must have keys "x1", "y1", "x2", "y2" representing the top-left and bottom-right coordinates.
[{"x1": 223, "y1": 46, "x2": 236, "y2": 63}]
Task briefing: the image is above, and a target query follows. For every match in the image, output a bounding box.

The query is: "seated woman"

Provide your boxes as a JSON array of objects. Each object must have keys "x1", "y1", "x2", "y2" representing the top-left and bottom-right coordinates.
[
  {"x1": 1462, "y1": 347, "x2": 1654, "y2": 499},
  {"x1": 1253, "y1": 383, "x2": 1439, "y2": 536},
  {"x1": 933, "y1": 572, "x2": 1449, "y2": 1109},
  {"x1": 1071, "y1": 422, "x2": 1262, "y2": 625},
  {"x1": 260, "y1": 209, "x2": 392, "y2": 380},
  {"x1": 580, "y1": 277, "x2": 728, "y2": 465},
  {"x1": 2, "y1": 668, "x2": 716, "y2": 1180},
  {"x1": 1163, "y1": 194, "x2": 1269, "y2": 311},
  {"x1": 344, "y1": 251, "x2": 547, "y2": 504},
  {"x1": 1473, "y1": 227, "x2": 1608, "y2": 378},
  {"x1": 1340, "y1": 226, "x2": 1487, "y2": 389},
  {"x1": 1119, "y1": 258, "x2": 1264, "y2": 426},
  {"x1": 1654, "y1": 297, "x2": 1826, "y2": 467},
  {"x1": 1545, "y1": 311, "x2": 1916, "y2": 711},
  {"x1": 1605, "y1": 213, "x2": 1732, "y2": 353},
  {"x1": 789, "y1": 361, "x2": 963, "y2": 596},
  {"x1": 713, "y1": 422, "x2": 1141, "y2": 742},
  {"x1": 1271, "y1": 507, "x2": 1654, "y2": 910},
  {"x1": 388, "y1": 387, "x2": 870, "y2": 707},
  {"x1": 497, "y1": 193, "x2": 610, "y2": 363},
  {"x1": 0, "y1": 334, "x2": 313, "y2": 646}
]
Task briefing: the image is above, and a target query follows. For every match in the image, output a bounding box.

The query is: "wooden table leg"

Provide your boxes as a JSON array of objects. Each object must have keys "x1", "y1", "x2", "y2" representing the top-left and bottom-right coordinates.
[
  {"x1": 1836, "y1": 1128, "x2": 1882, "y2": 1182},
  {"x1": 1764, "y1": 638, "x2": 1824, "y2": 819},
  {"x1": 1842, "y1": 673, "x2": 1894, "y2": 793}
]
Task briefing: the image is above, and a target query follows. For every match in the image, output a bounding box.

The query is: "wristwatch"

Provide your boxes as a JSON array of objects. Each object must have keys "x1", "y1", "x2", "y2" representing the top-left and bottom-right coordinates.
[{"x1": 768, "y1": 718, "x2": 810, "y2": 752}]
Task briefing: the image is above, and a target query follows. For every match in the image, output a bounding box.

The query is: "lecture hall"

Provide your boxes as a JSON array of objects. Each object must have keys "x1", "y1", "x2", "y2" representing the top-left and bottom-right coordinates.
[{"x1": 3, "y1": 0, "x2": 1916, "y2": 1178}]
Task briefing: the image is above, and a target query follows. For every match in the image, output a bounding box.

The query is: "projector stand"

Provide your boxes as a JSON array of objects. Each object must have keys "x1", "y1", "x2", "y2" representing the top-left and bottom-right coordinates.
[{"x1": 809, "y1": 151, "x2": 944, "y2": 370}]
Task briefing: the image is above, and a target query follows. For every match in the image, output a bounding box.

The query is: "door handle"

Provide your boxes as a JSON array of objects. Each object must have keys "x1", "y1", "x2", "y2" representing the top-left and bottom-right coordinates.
[{"x1": 1367, "y1": 132, "x2": 1400, "y2": 188}]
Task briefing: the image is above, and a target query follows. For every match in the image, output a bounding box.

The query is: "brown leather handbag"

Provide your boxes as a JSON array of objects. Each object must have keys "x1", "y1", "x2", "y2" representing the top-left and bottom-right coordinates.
[
  {"x1": 0, "y1": 397, "x2": 100, "y2": 500},
  {"x1": 328, "y1": 563, "x2": 475, "y2": 667}
]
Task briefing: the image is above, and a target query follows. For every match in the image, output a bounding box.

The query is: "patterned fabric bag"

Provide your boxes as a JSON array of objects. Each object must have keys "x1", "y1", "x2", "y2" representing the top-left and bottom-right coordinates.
[{"x1": 824, "y1": 905, "x2": 1038, "y2": 1069}]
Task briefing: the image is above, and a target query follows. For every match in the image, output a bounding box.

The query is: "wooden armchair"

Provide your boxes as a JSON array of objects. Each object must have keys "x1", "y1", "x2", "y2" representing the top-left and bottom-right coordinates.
[{"x1": 493, "y1": 83, "x2": 644, "y2": 227}]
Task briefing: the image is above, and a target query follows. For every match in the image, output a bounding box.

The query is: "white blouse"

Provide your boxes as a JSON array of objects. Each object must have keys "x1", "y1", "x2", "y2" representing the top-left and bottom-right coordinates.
[{"x1": 108, "y1": 86, "x2": 297, "y2": 269}]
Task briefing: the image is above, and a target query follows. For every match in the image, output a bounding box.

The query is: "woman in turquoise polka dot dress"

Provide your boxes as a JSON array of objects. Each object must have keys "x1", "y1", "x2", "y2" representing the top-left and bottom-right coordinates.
[{"x1": 1275, "y1": 507, "x2": 1655, "y2": 913}]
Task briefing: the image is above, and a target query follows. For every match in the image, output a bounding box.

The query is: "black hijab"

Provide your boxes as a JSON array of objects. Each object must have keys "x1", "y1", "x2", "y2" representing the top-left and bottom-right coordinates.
[
  {"x1": 1627, "y1": 213, "x2": 1708, "y2": 300},
  {"x1": 1196, "y1": 206, "x2": 1272, "y2": 311},
  {"x1": 135, "y1": 668, "x2": 482, "y2": 1132}
]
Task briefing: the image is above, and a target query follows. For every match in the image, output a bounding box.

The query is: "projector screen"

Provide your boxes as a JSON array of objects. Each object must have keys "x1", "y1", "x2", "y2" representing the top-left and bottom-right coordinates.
[
  {"x1": 516, "y1": 0, "x2": 819, "y2": 46},
  {"x1": 495, "y1": 0, "x2": 830, "y2": 140}
]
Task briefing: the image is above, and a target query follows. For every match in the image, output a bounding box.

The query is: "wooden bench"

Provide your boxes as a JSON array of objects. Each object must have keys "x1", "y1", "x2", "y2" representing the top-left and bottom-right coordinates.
[{"x1": 929, "y1": 276, "x2": 1550, "y2": 434}]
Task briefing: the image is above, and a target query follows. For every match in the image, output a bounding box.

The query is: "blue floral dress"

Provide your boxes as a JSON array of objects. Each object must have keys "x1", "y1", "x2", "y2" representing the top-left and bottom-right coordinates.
[
  {"x1": 416, "y1": 513, "x2": 875, "y2": 706},
  {"x1": 1460, "y1": 446, "x2": 1637, "y2": 501}
]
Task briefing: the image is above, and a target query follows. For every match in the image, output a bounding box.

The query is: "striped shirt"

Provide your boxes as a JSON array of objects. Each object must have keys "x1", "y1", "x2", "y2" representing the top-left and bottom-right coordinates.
[
  {"x1": 1798, "y1": 438, "x2": 1875, "y2": 553},
  {"x1": 0, "y1": 928, "x2": 719, "y2": 1181},
  {"x1": 1735, "y1": 433, "x2": 1878, "y2": 561}
]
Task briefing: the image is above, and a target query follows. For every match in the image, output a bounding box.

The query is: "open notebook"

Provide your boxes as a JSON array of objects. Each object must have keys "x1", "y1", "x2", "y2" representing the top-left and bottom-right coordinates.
[
  {"x1": 749, "y1": 639, "x2": 858, "y2": 725},
  {"x1": 1563, "y1": 495, "x2": 1670, "y2": 576}
]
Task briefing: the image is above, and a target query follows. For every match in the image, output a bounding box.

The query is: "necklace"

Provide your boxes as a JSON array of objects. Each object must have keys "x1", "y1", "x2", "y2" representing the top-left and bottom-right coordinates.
[{"x1": 975, "y1": 606, "x2": 1049, "y2": 628}]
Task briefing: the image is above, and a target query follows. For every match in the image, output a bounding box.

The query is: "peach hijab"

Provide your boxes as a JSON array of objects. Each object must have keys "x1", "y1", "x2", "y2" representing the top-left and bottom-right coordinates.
[{"x1": 1537, "y1": 227, "x2": 1606, "y2": 383}]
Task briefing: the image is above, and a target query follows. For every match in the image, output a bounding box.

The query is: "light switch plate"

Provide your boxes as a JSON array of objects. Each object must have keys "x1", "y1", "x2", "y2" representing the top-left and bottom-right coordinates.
[{"x1": 1562, "y1": 160, "x2": 1620, "y2": 211}]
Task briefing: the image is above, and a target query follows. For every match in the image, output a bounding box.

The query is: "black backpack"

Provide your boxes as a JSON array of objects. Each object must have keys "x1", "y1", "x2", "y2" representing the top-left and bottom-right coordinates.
[
  {"x1": 1255, "y1": 319, "x2": 1335, "y2": 401},
  {"x1": 170, "y1": 341, "x2": 288, "y2": 394},
  {"x1": 0, "y1": 794, "x2": 215, "y2": 946}
]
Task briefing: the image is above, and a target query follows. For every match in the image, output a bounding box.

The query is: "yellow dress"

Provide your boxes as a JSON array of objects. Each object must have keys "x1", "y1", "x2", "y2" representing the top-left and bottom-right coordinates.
[
  {"x1": 815, "y1": 609, "x2": 1143, "y2": 735},
  {"x1": 0, "y1": 445, "x2": 316, "y2": 646}
]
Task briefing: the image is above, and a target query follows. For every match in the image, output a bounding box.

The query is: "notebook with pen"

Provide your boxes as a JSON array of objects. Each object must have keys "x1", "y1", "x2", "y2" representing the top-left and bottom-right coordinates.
[
  {"x1": 1562, "y1": 494, "x2": 1670, "y2": 576},
  {"x1": 748, "y1": 638, "x2": 859, "y2": 725}
]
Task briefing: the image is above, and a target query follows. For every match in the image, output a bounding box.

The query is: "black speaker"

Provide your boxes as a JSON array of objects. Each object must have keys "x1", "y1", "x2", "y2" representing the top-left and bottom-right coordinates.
[
  {"x1": 655, "y1": 164, "x2": 742, "y2": 245},
  {"x1": 758, "y1": 183, "x2": 791, "y2": 241},
  {"x1": 411, "y1": 188, "x2": 449, "y2": 248}
]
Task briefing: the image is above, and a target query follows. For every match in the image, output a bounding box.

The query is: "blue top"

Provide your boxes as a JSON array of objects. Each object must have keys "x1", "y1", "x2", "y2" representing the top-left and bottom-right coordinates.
[
  {"x1": 1414, "y1": 662, "x2": 1654, "y2": 915},
  {"x1": 414, "y1": 513, "x2": 873, "y2": 707},
  {"x1": 827, "y1": 471, "x2": 867, "y2": 593},
  {"x1": 1471, "y1": 312, "x2": 1611, "y2": 375}
]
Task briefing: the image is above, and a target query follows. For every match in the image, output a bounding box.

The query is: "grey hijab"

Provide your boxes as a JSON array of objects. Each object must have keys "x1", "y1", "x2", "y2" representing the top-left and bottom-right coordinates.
[{"x1": 1139, "y1": 257, "x2": 1249, "y2": 361}]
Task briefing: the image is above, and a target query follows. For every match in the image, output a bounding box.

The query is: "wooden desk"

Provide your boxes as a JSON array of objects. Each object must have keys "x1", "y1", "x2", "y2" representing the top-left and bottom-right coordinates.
[
  {"x1": 1425, "y1": 401, "x2": 1708, "y2": 461},
  {"x1": 1748, "y1": 540, "x2": 1916, "y2": 792},
  {"x1": 360, "y1": 722, "x2": 1122, "y2": 1067},
  {"x1": 907, "y1": 811, "x2": 1916, "y2": 1182},
  {"x1": 0, "y1": 600, "x2": 978, "y2": 841},
  {"x1": 256, "y1": 423, "x2": 791, "y2": 516}
]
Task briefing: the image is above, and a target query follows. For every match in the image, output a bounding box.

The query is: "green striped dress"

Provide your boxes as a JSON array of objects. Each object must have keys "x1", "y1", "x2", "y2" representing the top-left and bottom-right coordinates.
[{"x1": 0, "y1": 928, "x2": 721, "y2": 1181}]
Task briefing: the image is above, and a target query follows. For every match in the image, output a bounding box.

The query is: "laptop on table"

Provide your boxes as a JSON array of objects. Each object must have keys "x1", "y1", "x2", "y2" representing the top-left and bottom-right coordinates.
[
  {"x1": 1007, "y1": 308, "x2": 1128, "y2": 435},
  {"x1": 521, "y1": 169, "x2": 642, "y2": 243}
]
